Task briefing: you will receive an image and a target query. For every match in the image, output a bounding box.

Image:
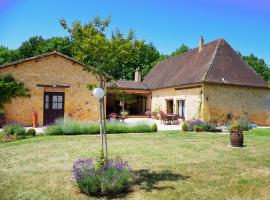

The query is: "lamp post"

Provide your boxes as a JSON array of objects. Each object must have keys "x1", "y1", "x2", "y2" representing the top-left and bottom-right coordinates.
[{"x1": 93, "y1": 88, "x2": 106, "y2": 155}]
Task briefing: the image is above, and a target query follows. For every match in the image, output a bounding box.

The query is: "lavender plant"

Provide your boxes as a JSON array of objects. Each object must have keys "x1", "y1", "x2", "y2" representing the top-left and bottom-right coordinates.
[{"x1": 72, "y1": 156, "x2": 133, "y2": 196}]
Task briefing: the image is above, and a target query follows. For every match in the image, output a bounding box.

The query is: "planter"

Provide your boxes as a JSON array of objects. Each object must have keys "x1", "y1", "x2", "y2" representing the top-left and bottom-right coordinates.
[
  {"x1": 230, "y1": 131, "x2": 244, "y2": 147},
  {"x1": 193, "y1": 126, "x2": 204, "y2": 132},
  {"x1": 0, "y1": 113, "x2": 6, "y2": 128}
]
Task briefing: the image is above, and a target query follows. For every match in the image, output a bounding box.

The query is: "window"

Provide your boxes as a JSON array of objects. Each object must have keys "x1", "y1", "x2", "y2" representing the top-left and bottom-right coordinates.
[
  {"x1": 45, "y1": 95, "x2": 49, "y2": 110},
  {"x1": 52, "y1": 95, "x2": 63, "y2": 110}
]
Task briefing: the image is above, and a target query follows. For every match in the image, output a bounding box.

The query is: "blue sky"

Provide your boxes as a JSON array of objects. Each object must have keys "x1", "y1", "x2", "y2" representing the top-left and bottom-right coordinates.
[{"x1": 0, "y1": 0, "x2": 270, "y2": 64}]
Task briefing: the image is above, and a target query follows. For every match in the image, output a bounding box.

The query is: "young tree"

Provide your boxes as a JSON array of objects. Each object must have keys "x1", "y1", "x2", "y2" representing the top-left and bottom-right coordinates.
[{"x1": 60, "y1": 16, "x2": 143, "y2": 157}]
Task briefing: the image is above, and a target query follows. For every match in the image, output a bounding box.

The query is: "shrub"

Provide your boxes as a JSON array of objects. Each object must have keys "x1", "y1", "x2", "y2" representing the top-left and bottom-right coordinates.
[
  {"x1": 187, "y1": 120, "x2": 204, "y2": 131},
  {"x1": 44, "y1": 125, "x2": 62, "y2": 135},
  {"x1": 72, "y1": 156, "x2": 133, "y2": 196},
  {"x1": 228, "y1": 120, "x2": 252, "y2": 132},
  {"x1": 182, "y1": 123, "x2": 189, "y2": 132},
  {"x1": 27, "y1": 128, "x2": 36, "y2": 137},
  {"x1": 228, "y1": 121, "x2": 242, "y2": 133},
  {"x1": 202, "y1": 123, "x2": 212, "y2": 132},
  {"x1": 3, "y1": 124, "x2": 26, "y2": 138},
  {"x1": 239, "y1": 120, "x2": 252, "y2": 131},
  {"x1": 44, "y1": 119, "x2": 156, "y2": 135},
  {"x1": 151, "y1": 123, "x2": 157, "y2": 132}
]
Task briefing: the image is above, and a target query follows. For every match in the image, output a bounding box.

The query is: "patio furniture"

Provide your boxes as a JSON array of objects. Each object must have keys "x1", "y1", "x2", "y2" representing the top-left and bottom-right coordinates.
[
  {"x1": 165, "y1": 114, "x2": 179, "y2": 125},
  {"x1": 160, "y1": 111, "x2": 171, "y2": 125}
]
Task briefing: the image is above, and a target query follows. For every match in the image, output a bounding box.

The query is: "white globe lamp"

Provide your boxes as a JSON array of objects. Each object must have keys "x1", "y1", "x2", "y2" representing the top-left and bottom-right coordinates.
[{"x1": 93, "y1": 87, "x2": 105, "y2": 99}]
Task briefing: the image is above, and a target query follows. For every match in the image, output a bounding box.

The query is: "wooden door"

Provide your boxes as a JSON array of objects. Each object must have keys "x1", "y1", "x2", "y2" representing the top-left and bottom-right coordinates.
[{"x1": 44, "y1": 92, "x2": 64, "y2": 125}]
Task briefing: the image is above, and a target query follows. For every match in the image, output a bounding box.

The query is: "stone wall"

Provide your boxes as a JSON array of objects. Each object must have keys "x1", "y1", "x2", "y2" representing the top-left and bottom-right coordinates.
[
  {"x1": 151, "y1": 86, "x2": 202, "y2": 120},
  {"x1": 202, "y1": 84, "x2": 270, "y2": 125},
  {"x1": 0, "y1": 54, "x2": 99, "y2": 126}
]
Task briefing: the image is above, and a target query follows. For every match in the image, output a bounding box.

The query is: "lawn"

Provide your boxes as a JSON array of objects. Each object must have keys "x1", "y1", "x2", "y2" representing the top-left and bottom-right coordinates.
[{"x1": 0, "y1": 129, "x2": 270, "y2": 200}]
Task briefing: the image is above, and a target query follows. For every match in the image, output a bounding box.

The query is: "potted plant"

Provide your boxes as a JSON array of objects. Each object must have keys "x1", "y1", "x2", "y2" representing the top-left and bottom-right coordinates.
[
  {"x1": 108, "y1": 112, "x2": 118, "y2": 121},
  {"x1": 229, "y1": 121, "x2": 244, "y2": 147},
  {"x1": 0, "y1": 109, "x2": 5, "y2": 128},
  {"x1": 120, "y1": 111, "x2": 128, "y2": 119}
]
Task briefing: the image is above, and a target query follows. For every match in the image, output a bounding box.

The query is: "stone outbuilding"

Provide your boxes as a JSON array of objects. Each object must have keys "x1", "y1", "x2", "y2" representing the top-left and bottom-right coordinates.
[{"x1": 0, "y1": 52, "x2": 100, "y2": 126}]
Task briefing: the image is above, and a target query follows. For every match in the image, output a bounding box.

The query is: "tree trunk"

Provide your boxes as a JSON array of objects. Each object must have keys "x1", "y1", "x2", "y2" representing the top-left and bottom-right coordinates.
[
  {"x1": 99, "y1": 98, "x2": 104, "y2": 154},
  {"x1": 102, "y1": 97, "x2": 108, "y2": 158}
]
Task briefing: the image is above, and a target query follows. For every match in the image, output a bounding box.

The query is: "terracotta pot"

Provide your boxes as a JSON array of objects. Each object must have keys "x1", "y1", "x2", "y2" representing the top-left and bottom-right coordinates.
[
  {"x1": 0, "y1": 113, "x2": 5, "y2": 128},
  {"x1": 230, "y1": 131, "x2": 244, "y2": 147}
]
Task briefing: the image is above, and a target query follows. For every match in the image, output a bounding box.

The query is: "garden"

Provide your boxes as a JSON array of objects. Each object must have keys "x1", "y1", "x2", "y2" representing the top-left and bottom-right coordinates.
[{"x1": 0, "y1": 128, "x2": 270, "y2": 199}]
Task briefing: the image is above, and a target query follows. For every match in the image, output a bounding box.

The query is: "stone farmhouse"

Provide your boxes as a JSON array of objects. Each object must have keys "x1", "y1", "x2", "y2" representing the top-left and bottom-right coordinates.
[{"x1": 1, "y1": 38, "x2": 270, "y2": 126}]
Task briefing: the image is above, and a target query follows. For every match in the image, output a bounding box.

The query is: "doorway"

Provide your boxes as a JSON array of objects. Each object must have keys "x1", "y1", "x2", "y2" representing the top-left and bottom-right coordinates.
[
  {"x1": 43, "y1": 92, "x2": 64, "y2": 125},
  {"x1": 166, "y1": 99, "x2": 174, "y2": 114}
]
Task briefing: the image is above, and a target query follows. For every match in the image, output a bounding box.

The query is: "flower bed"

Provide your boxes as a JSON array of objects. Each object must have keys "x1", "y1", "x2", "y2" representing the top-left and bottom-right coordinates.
[
  {"x1": 45, "y1": 118, "x2": 157, "y2": 135},
  {"x1": 72, "y1": 156, "x2": 133, "y2": 196}
]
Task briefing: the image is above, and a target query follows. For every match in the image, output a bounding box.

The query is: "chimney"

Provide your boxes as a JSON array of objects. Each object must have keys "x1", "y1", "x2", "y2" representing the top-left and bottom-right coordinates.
[
  {"x1": 134, "y1": 67, "x2": 142, "y2": 82},
  {"x1": 199, "y1": 36, "x2": 204, "y2": 51}
]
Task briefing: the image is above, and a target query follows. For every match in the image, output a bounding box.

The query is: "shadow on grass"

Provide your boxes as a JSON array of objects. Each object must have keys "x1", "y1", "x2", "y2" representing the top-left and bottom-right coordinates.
[{"x1": 134, "y1": 169, "x2": 190, "y2": 192}]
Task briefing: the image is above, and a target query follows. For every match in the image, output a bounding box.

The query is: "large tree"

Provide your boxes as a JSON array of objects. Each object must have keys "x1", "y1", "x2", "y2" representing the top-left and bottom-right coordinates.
[
  {"x1": 0, "y1": 46, "x2": 19, "y2": 65},
  {"x1": 60, "y1": 16, "x2": 143, "y2": 157},
  {"x1": 242, "y1": 54, "x2": 270, "y2": 83},
  {"x1": 18, "y1": 36, "x2": 45, "y2": 58},
  {"x1": 171, "y1": 44, "x2": 189, "y2": 57},
  {"x1": 124, "y1": 42, "x2": 160, "y2": 80}
]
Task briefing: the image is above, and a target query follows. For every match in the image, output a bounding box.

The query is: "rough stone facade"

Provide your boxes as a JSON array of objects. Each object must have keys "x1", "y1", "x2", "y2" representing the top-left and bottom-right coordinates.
[
  {"x1": 151, "y1": 86, "x2": 202, "y2": 120},
  {"x1": 0, "y1": 54, "x2": 99, "y2": 126},
  {"x1": 202, "y1": 84, "x2": 270, "y2": 126}
]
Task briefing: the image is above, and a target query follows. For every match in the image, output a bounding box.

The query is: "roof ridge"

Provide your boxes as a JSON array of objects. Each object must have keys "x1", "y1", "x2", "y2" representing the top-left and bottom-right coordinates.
[{"x1": 202, "y1": 39, "x2": 223, "y2": 82}]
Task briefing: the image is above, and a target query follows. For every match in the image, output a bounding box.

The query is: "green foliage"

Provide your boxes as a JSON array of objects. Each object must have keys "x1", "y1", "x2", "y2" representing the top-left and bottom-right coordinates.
[
  {"x1": 181, "y1": 123, "x2": 189, "y2": 132},
  {"x1": 242, "y1": 54, "x2": 270, "y2": 82},
  {"x1": 0, "y1": 46, "x2": 19, "y2": 65},
  {"x1": 201, "y1": 123, "x2": 212, "y2": 132},
  {"x1": 171, "y1": 44, "x2": 189, "y2": 57},
  {"x1": 0, "y1": 74, "x2": 30, "y2": 109},
  {"x1": 228, "y1": 120, "x2": 251, "y2": 132},
  {"x1": 193, "y1": 125, "x2": 204, "y2": 132},
  {"x1": 73, "y1": 157, "x2": 133, "y2": 196},
  {"x1": 44, "y1": 119, "x2": 156, "y2": 135},
  {"x1": 100, "y1": 168, "x2": 132, "y2": 195},
  {"x1": 151, "y1": 123, "x2": 157, "y2": 132},
  {"x1": 239, "y1": 120, "x2": 252, "y2": 131},
  {"x1": 27, "y1": 128, "x2": 36, "y2": 137},
  {"x1": 124, "y1": 42, "x2": 160, "y2": 79},
  {"x1": 0, "y1": 36, "x2": 73, "y2": 65},
  {"x1": 3, "y1": 124, "x2": 26, "y2": 138},
  {"x1": 60, "y1": 16, "x2": 144, "y2": 80},
  {"x1": 228, "y1": 121, "x2": 243, "y2": 133},
  {"x1": 18, "y1": 36, "x2": 45, "y2": 58}
]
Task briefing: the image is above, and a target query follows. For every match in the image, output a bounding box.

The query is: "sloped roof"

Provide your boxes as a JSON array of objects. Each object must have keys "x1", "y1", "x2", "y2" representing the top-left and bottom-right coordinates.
[
  {"x1": 142, "y1": 39, "x2": 268, "y2": 89},
  {"x1": 107, "y1": 80, "x2": 149, "y2": 90}
]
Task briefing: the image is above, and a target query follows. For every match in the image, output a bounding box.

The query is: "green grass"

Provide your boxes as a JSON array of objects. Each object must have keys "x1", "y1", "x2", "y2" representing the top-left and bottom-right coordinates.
[{"x1": 0, "y1": 129, "x2": 270, "y2": 199}]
